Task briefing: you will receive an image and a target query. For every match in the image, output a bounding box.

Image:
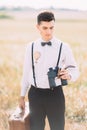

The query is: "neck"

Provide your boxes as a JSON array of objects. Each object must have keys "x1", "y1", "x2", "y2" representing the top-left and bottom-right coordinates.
[{"x1": 41, "y1": 37, "x2": 53, "y2": 42}]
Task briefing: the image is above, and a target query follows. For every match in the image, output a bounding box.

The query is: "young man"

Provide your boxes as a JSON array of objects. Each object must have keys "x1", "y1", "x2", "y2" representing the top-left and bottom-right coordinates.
[{"x1": 19, "y1": 11, "x2": 79, "y2": 130}]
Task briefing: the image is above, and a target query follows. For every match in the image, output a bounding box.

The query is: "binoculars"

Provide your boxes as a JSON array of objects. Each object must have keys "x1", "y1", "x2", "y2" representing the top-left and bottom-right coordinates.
[{"x1": 47, "y1": 67, "x2": 68, "y2": 88}]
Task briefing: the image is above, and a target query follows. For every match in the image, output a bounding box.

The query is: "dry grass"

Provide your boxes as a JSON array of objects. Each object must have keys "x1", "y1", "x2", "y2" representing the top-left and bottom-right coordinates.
[{"x1": 0, "y1": 10, "x2": 87, "y2": 130}]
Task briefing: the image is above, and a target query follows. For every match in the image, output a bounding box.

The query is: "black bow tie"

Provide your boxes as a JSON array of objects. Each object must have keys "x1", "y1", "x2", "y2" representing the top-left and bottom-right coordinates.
[{"x1": 41, "y1": 41, "x2": 52, "y2": 46}]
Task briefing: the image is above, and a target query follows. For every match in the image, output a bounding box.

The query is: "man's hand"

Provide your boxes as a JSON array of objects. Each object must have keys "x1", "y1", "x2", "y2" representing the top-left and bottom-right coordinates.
[
  {"x1": 19, "y1": 96, "x2": 25, "y2": 112},
  {"x1": 58, "y1": 69, "x2": 71, "y2": 80}
]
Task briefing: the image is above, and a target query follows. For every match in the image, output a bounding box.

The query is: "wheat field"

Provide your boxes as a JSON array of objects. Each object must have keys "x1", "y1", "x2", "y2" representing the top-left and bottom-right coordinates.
[{"x1": 0, "y1": 9, "x2": 87, "y2": 130}]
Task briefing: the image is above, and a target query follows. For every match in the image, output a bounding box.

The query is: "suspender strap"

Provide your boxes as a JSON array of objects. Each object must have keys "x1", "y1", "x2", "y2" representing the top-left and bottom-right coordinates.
[
  {"x1": 31, "y1": 43, "x2": 37, "y2": 87},
  {"x1": 56, "y1": 43, "x2": 63, "y2": 67}
]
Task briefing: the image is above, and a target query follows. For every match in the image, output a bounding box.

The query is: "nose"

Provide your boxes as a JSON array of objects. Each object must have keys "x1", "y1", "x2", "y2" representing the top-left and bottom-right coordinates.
[{"x1": 46, "y1": 29, "x2": 51, "y2": 35}]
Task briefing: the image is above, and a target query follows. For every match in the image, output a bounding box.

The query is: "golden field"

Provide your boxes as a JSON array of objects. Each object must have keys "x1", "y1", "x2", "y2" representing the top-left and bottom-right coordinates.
[{"x1": 0, "y1": 9, "x2": 87, "y2": 130}]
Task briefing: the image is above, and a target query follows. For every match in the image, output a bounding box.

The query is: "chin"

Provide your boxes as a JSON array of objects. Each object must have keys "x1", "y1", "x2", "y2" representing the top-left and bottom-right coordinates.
[{"x1": 45, "y1": 36, "x2": 52, "y2": 41}]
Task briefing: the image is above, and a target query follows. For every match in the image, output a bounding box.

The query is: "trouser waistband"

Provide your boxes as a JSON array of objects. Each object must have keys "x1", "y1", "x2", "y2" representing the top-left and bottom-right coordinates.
[{"x1": 31, "y1": 84, "x2": 62, "y2": 91}]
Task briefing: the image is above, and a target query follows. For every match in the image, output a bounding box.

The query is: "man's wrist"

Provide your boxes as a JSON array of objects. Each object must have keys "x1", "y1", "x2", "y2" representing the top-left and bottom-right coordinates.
[
  {"x1": 68, "y1": 74, "x2": 71, "y2": 80},
  {"x1": 20, "y1": 96, "x2": 25, "y2": 99}
]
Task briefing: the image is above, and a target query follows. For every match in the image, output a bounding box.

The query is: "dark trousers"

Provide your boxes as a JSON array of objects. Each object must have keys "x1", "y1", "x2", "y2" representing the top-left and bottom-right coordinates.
[{"x1": 28, "y1": 85, "x2": 65, "y2": 130}]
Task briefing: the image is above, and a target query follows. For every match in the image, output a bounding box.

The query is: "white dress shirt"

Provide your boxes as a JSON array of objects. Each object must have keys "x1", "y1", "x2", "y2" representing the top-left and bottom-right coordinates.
[{"x1": 21, "y1": 37, "x2": 79, "y2": 96}]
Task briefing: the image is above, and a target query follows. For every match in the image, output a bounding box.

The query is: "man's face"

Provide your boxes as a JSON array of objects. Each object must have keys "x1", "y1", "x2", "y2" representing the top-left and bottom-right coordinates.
[{"x1": 37, "y1": 20, "x2": 55, "y2": 41}]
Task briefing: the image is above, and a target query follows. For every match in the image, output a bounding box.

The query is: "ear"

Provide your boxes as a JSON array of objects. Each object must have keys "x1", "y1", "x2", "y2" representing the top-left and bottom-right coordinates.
[{"x1": 36, "y1": 24, "x2": 39, "y2": 30}]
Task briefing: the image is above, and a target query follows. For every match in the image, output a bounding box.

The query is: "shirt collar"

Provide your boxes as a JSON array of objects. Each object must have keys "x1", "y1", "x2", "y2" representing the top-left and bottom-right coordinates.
[{"x1": 39, "y1": 37, "x2": 55, "y2": 45}]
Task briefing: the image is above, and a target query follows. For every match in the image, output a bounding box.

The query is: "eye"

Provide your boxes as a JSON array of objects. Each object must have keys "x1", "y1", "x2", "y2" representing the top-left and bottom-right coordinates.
[
  {"x1": 43, "y1": 27, "x2": 48, "y2": 30},
  {"x1": 50, "y1": 26, "x2": 54, "y2": 30}
]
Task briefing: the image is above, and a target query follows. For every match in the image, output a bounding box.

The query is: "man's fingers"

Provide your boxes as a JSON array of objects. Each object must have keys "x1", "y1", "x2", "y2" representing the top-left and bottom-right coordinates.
[{"x1": 58, "y1": 69, "x2": 70, "y2": 80}]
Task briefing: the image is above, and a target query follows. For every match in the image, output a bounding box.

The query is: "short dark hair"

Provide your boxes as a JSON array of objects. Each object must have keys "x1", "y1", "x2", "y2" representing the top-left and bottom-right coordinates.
[{"x1": 37, "y1": 11, "x2": 55, "y2": 24}]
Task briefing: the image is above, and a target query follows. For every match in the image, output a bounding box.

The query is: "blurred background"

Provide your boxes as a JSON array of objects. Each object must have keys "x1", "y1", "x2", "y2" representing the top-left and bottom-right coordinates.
[{"x1": 0, "y1": 0, "x2": 87, "y2": 130}]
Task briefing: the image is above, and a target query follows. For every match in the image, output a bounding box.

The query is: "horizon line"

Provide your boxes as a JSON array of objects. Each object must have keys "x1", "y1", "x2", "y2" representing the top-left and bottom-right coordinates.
[{"x1": 0, "y1": 6, "x2": 87, "y2": 11}]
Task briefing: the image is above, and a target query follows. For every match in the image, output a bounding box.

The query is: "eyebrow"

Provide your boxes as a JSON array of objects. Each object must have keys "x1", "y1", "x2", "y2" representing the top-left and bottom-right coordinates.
[{"x1": 42, "y1": 26, "x2": 54, "y2": 29}]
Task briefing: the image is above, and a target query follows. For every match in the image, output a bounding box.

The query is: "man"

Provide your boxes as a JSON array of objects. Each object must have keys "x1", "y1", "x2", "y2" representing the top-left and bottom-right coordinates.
[{"x1": 19, "y1": 11, "x2": 79, "y2": 130}]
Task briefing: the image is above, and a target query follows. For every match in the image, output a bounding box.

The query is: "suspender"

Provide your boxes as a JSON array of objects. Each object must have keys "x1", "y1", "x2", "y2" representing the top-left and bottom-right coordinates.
[
  {"x1": 31, "y1": 43, "x2": 37, "y2": 87},
  {"x1": 56, "y1": 43, "x2": 62, "y2": 67},
  {"x1": 31, "y1": 42, "x2": 63, "y2": 87}
]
